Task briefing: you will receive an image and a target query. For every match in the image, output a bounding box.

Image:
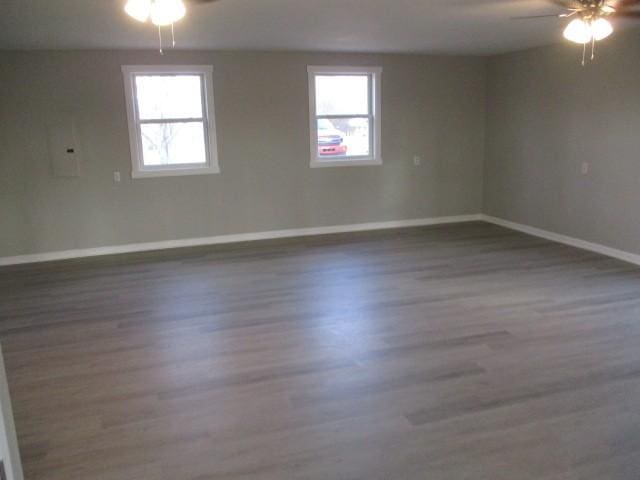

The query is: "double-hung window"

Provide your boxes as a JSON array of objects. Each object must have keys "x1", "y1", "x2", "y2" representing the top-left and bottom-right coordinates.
[
  {"x1": 122, "y1": 65, "x2": 220, "y2": 178},
  {"x1": 308, "y1": 66, "x2": 382, "y2": 168}
]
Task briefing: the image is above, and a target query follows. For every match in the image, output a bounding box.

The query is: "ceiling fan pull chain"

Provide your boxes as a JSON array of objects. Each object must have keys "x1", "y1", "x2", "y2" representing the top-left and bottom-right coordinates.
[
  {"x1": 158, "y1": 25, "x2": 164, "y2": 55},
  {"x1": 171, "y1": 23, "x2": 176, "y2": 48},
  {"x1": 591, "y1": 35, "x2": 596, "y2": 61},
  {"x1": 582, "y1": 42, "x2": 586, "y2": 66}
]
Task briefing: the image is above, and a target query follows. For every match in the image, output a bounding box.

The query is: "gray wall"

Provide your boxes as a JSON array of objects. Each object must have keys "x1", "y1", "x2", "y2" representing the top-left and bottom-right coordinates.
[
  {"x1": 485, "y1": 27, "x2": 640, "y2": 255},
  {"x1": 0, "y1": 50, "x2": 486, "y2": 257}
]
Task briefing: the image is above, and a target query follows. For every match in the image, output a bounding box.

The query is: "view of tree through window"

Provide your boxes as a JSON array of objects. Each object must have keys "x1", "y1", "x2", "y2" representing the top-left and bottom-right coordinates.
[{"x1": 134, "y1": 75, "x2": 207, "y2": 166}]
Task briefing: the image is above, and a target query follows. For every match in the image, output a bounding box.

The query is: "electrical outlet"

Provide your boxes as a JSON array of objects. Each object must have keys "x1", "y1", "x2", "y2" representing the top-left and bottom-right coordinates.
[
  {"x1": 581, "y1": 162, "x2": 589, "y2": 175},
  {"x1": 113, "y1": 171, "x2": 121, "y2": 183},
  {"x1": 413, "y1": 156, "x2": 422, "y2": 166}
]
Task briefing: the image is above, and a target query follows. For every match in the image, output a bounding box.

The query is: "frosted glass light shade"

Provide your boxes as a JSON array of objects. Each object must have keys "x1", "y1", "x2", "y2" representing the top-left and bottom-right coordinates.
[
  {"x1": 563, "y1": 18, "x2": 614, "y2": 44},
  {"x1": 125, "y1": 0, "x2": 151, "y2": 22},
  {"x1": 563, "y1": 19, "x2": 592, "y2": 44},
  {"x1": 150, "y1": 0, "x2": 186, "y2": 26},
  {"x1": 591, "y1": 18, "x2": 613, "y2": 41}
]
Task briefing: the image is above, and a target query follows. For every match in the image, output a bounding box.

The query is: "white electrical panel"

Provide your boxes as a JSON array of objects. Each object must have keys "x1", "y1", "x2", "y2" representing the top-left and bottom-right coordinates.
[{"x1": 47, "y1": 115, "x2": 82, "y2": 177}]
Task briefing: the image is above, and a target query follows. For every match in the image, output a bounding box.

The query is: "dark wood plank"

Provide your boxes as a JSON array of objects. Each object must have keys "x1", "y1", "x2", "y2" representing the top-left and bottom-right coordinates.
[{"x1": 1, "y1": 222, "x2": 640, "y2": 479}]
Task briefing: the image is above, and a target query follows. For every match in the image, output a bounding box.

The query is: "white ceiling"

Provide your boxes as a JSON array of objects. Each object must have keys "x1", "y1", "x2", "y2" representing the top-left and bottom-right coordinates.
[{"x1": 0, "y1": 0, "x2": 617, "y2": 55}]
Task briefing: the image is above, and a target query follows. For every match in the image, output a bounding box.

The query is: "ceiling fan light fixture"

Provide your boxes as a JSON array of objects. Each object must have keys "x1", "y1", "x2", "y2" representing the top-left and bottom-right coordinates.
[
  {"x1": 563, "y1": 16, "x2": 614, "y2": 45},
  {"x1": 150, "y1": 0, "x2": 186, "y2": 26},
  {"x1": 125, "y1": 0, "x2": 152, "y2": 22},
  {"x1": 591, "y1": 18, "x2": 613, "y2": 41},
  {"x1": 563, "y1": 18, "x2": 592, "y2": 44}
]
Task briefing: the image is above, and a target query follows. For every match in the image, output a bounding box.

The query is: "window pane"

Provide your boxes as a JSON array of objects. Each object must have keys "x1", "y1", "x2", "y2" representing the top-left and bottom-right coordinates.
[
  {"x1": 135, "y1": 75, "x2": 203, "y2": 120},
  {"x1": 317, "y1": 118, "x2": 370, "y2": 158},
  {"x1": 140, "y1": 122, "x2": 207, "y2": 166},
  {"x1": 315, "y1": 75, "x2": 369, "y2": 116}
]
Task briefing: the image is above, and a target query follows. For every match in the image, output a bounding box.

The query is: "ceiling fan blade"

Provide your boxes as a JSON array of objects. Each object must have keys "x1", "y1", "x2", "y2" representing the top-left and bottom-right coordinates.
[
  {"x1": 187, "y1": 0, "x2": 224, "y2": 4},
  {"x1": 547, "y1": 0, "x2": 579, "y2": 8},
  {"x1": 511, "y1": 13, "x2": 564, "y2": 19},
  {"x1": 613, "y1": 10, "x2": 640, "y2": 16}
]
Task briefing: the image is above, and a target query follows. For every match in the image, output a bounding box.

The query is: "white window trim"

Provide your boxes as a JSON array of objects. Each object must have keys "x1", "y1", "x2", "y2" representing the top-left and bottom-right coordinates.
[
  {"x1": 122, "y1": 65, "x2": 220, "y2": 179},
  {"x1": 308, "y1": 65, "x2": 382, "y2": 168}
]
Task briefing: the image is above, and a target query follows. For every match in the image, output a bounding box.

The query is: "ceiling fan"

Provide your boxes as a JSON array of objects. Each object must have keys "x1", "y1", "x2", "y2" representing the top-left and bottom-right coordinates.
[
  {"x1": 124, "y1": 0, "x2": 222, "y2": 53},
  {"x1": 514, "y1": 0, "x2": 640, "y2": 64}
]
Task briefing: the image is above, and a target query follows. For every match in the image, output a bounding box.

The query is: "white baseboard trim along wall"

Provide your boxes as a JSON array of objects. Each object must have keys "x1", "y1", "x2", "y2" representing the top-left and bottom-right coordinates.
[
  {"x1": 481, "y1": 215, "x2": 640, "y2": 267},
  {"x1": 2, "y1": 214, "x2": 639, "y2": 267},
  {"x1": 0, "y1": 214, "x2": 482, "y2": 267}
]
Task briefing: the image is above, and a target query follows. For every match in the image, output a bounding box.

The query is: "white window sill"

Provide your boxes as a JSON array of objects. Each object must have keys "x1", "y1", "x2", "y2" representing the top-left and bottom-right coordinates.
[
  {"x1": 131, "y1": 166, "x2": 220, "y2": 179},
  {"x1": 310, "y1": 158, "x2": 382, "y2": 168}
]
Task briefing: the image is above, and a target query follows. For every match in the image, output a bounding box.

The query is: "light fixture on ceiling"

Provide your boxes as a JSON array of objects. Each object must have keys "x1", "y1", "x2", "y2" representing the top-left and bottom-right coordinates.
[
  {"x1": 125, "y1": 0, "x2": 186, "y2": 25},
  {"x1": 513, "y1": 0, "x2": 640, "y2": 66},
  {"x1": 125, "y1": 0, "x2": 154, "y2": 23},
  {"x1": 563, "y1": 18, "x2": 593, "y2": 44},
  {"x1": 591, "y1": 17, "x2": 615, "y2": 40},
  {"x1": 562, "y1": 13, "x2": 614, "y2": 65},
  {"x1": 563, "y1": 17, "x2": 613, "y2": 44},
  {"x1": 124, "y1": 0, "x2": 187, "y2": 53}
]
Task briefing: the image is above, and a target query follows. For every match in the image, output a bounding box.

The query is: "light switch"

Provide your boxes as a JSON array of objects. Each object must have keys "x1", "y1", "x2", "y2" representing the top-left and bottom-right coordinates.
[{"x1": 581, "y1": 162, "x2": 589, "y2": 175}]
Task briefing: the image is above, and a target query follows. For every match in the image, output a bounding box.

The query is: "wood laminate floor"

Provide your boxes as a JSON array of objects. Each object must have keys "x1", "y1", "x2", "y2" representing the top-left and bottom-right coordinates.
[{"x1": 1, "y1": 222, "x2": 640, "y2": 480}]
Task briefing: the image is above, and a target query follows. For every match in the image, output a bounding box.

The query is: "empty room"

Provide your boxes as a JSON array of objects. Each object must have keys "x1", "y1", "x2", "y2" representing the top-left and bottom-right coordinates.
[{"x1": 1, "y1": 0, "x2": 640, "y2": 478}]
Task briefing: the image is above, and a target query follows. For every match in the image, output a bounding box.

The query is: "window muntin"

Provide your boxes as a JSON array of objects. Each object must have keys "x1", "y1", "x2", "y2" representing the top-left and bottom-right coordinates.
[
  {"x1": 308, "y1": 66, "x2": 382, "y2": 167},
  {"x1": 122, "y1": 65, "x2": 219, "y2": 178}
]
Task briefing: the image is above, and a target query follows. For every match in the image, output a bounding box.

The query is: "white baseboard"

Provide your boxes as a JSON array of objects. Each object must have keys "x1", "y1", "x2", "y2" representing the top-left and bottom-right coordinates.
[
  {"x1": 481, "y1": 214, "x2": 640, "y2": 267},
  {"x1": 4, "y1": 213, "x2": 638, "y2": 268},
  {"x1": 0, "y1": 214, "x2": 482, "y2": 267}
]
